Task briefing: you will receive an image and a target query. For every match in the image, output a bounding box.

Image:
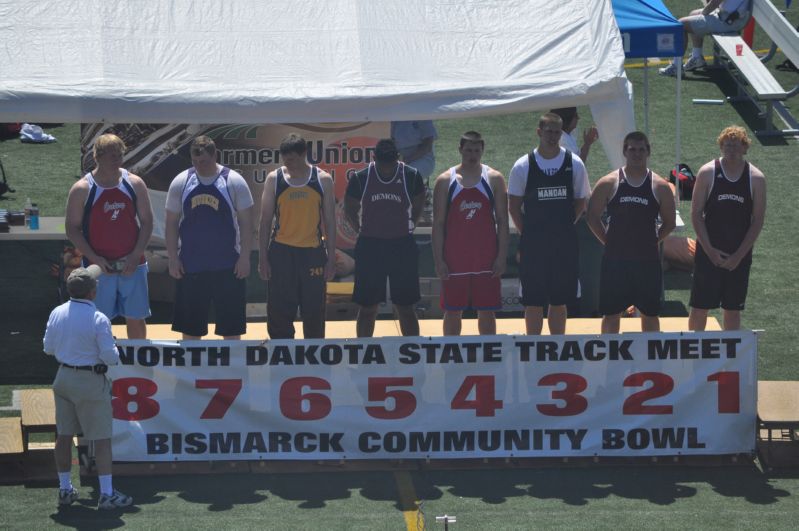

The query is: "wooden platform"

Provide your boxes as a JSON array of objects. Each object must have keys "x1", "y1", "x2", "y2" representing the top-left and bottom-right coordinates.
[
  {"x1": 757, "y1": 381, "x2": 799, "y2": 468},
  {"x1": 19, "y1": 389, "x2": 56, "y2": 452},
  {"x1": 114, "y1": 317, "x2": 720, "y2": 340},
  {"x1": 0, "y1": 417, "x2": 23, "y2": 456},
  {"x1": 0, "y1": 417, "x2": 24, "y2": 484}
]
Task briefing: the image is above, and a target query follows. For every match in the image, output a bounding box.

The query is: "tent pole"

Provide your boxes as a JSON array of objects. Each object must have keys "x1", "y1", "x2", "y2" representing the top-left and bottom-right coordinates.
[
  {"x1": 643, "y1": 58, "x2": 649, "y2": 136},
  {"x1": 675, "y1": 60, "x2": 682, "y2": 206}
]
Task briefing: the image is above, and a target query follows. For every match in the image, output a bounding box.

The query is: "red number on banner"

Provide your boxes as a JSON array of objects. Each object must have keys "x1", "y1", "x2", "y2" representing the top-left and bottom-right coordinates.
[
  {"x1": 280, "y1": 377, "x2": 332, "y2": 420},
  {"x1": 451, "y1": 375, "x2": 503, "y2": 417},
  {"x1": 707, "y1": 371, "x2": 740, "y2": 414},
  {"x1": 195, "y1": 379, "x2": 243, "y2": 419},
  {"x1": 366, "y1": 377, "x2": 416, "y2": 419},
  {"x1": 536, "y1": 373, "x2": 588, "y2": 416},
  {"x1": 623, "y1": 372, "x2": 674, "y2": 414},
  {"x1": 111, "y1": 377, "x2": 159, "y2": 420}
]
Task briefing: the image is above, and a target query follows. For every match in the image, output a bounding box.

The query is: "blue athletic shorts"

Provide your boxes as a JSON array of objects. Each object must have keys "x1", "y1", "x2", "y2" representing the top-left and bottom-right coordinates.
[{"x1": 94, "y1": 262, "x2": 151, "y2": 320}]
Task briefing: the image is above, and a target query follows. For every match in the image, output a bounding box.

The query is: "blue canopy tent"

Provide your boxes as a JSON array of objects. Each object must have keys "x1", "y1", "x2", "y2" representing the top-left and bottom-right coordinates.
[{"x1": 612, "y1": 0, "x2": 684, "y2": 167}]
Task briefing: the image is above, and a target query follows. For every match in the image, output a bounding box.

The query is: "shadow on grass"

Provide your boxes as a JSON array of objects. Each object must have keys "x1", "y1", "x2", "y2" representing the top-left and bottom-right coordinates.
[
  {"x1": 416, "y1": 464, "x2": 790, "y2": 507},
  {"x1": 38, "y1": 463, "x2": 791, "y2": 522},
  {"x1": 49, "y1": 491, "x2": 139, "y2": 530}
]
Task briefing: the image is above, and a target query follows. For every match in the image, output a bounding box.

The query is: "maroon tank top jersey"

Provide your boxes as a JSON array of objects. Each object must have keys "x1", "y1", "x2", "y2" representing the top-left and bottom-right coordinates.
[
  {"x1": 604, "y1": 168, "x2": 661, "y2": 261},
  {"x1": 82, "y1": 170, "x2": 144, "y2": 263},
  {"x1": 359, "y1": 162, "x2": 414, "y2": 239},
  {"x1": 704, "y1": 159, "x2": 753, "y2": 256},
  {"x1": 444, "y1": 165, "x2": 497, "y2": 274}
]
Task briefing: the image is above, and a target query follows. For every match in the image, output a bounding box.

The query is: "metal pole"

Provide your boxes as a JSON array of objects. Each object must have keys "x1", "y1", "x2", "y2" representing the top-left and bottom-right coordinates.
[
  {"x1": 675, "y1": 60, "x2": 682, "y2": 206},
  {"x1": 644, "y1": 58, "x2": 649, "y2": 136}
]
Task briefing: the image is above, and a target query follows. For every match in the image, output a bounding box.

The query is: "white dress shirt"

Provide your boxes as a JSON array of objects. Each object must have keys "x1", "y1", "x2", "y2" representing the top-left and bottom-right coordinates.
[{"x1": 43, "y1": 298, "x2": 120, "y2": 366}]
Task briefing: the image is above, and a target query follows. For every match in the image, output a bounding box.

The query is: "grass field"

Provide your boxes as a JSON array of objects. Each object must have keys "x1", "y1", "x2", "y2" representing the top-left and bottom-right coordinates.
[{"x1": 1, "y1": 0, "x2": 799, "y2": 528}]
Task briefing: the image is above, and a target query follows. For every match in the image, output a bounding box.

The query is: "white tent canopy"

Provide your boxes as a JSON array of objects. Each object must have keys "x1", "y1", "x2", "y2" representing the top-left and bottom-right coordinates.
[{"x1": 0, "y1": 0, "x2": 635, "y2": 167}]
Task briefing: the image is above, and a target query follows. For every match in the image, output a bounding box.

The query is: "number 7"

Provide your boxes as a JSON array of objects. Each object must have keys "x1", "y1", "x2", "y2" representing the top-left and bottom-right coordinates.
[{"x1": 195, "y1": 379, "x2": 243, "y2": 419}]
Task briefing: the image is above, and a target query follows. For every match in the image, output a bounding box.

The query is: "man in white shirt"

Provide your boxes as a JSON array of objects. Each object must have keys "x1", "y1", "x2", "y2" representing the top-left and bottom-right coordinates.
[
  {"x1": 43, "y1": 265, "x2": 132, "y2": 510},
  {"x1": 508, "y1": 113, "x2": 590, "y2": 335}
]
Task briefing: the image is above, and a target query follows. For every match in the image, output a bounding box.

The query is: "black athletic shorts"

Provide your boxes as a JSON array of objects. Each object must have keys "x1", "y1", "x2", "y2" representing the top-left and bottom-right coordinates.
[
  {"x1": 172, "y1": 268, "x2": 246, "y2": 337},
  {"x1": 267, "y1": 242, "x2": 327, "y2": 339},
  {"x1": 690, "y1": 244, "x2": 752, "y2": 311},
  {"x1": 519, "y1": 230, "x2": 579, "y2": 307},
  {"x1": 599, "y1": 257, "x2": 662, "y2": 317},
  {"x1": 352, "y1": 235, "x2": 420, "y2": 306}
]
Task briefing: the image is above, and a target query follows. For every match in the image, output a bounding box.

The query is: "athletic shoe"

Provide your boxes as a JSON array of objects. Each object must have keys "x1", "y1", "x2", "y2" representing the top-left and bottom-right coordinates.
[
  {"x1": 658, "y1": 63, "x2": 677, "y2": 77},
  {"x1": 683, "y1": 56, "x2": 707, "y2": 71},
  {"x1": 97, "y1": 490, "x2": 133, "y2": 510},
  {"x1": 58, "y1": 487, "x2": 79, "y2": 506}
]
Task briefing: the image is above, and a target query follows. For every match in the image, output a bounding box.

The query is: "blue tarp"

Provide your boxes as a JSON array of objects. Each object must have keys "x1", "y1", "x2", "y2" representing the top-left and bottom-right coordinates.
[{"x1": 612, "y1": 0, "x2": 684, "y2": 58}]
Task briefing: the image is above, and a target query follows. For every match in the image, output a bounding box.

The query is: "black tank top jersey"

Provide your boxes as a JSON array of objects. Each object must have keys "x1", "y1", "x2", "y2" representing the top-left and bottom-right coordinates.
[
  {"x1": 703, "y1": 159, "x2": 753, "y2": 256},
  {"x1": 605, "y1": 168, "x2": 661, "y2": 261},
  {"x1": 522, "y1": 150, "x2": 575, "y2": 234}
]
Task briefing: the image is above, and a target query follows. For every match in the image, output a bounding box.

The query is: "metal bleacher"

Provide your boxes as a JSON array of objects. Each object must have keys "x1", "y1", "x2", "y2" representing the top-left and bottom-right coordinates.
[{"x1": 711, "y1": 0, "x2": 799, "y2": 135}]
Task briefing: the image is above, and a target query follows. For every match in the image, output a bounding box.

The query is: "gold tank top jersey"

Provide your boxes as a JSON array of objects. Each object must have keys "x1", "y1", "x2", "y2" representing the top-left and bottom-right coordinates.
[{"x1": 272, "y1": 166, "x2": 324, "y2": 248}]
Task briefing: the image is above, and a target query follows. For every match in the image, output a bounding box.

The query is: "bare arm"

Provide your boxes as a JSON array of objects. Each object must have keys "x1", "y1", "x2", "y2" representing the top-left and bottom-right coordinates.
[
  {"x1": 490, "y1": 171, "x2": 509, "y2": 277},
  {"x1": 258, "y1": 172, "x2": 277, "y2": 280},
  {"x1": 165, "y1": 209, "x2": 183, "y2": 279},
  {"x1": 580, "y1": 126, "x2": 598, "y2": 163},
  {"x1": 65, "y1": 179, "x2": 111, "y2": 272},
  {"x1": 508, "y1": 195, "x2": 525, "y2": 237},
  {"x1": 654, "y1": 174, "x2": 676, "y2": 243},
  {"x1": 410, "y1": 189, "x2": 425, "y2": 227},
  {"x1": 319, "y1": 171, "x2": 337, "y2": 280},
  {"x1": 690, "y1": 162, "x2": 725, "y2": 266},
  {"x1": 344, "y1": 195, "x2": 361, "y2": 234},
  {"x1": 234, "y1": 205, "x2": 254, "y2": 279},
  {"x1": 122, "y1": 174, "x2": 154, "y2": 275},
  {"x1": 431, "y1": 172, "x2": 451, "y2": 280},
  {"x1": 702, "y1": 0, "x2": 723, "y2": 16},
  {"x1": 587, "y1": 174, "x2": 616, "y2": 245},
  {"x1": 722, "y1": 166, "x2": 766, "y2": 271}
]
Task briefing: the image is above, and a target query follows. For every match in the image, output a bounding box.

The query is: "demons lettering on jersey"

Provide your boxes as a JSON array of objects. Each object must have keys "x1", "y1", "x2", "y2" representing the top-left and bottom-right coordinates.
[
  {"x1": 716, "y1": 193, "x2": 745, "y2": 203},
  {"x1": 619, "y1": 196, "x2": 649, "y2": 205},
  {"x1": 370, "y1": 192, "x2": 403, "y2": 203}
]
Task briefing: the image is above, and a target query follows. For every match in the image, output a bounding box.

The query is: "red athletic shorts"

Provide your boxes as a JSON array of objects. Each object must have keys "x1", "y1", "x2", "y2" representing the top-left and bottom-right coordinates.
[{"x1": 440, "y1": 273, "x2": 501, "y2": 311}]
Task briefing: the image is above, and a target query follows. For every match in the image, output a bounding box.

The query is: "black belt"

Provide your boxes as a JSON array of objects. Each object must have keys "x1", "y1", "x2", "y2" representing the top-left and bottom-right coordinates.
[{"x1": 60, "y1": 363, "x2": 94, "y2": 371}]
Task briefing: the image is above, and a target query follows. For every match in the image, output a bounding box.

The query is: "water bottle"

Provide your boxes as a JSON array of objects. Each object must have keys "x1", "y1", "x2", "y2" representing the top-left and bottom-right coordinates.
[
  {"x1": 24, "y1": 197, "x2": 32, "y2": 227},
  {"x1": 29, "y1": 203, "x2": 39, "y2": 230}
]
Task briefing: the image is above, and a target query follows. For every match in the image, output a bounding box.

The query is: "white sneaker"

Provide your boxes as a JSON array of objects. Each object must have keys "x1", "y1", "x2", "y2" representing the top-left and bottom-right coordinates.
[
  {"x1": 98, "y1": 489, "x2": 133, "y2": 510},
  {"x1": 683, "y1": 56, "x2": 707, "y2": 71},
  {"x1": 658, "y1": 63, "x2": 677, "y2": 77}
]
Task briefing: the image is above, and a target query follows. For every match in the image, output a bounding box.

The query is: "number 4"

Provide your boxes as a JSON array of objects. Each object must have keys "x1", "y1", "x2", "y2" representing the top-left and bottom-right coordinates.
[{"x1": 451, "y1": 375, "x2": 503, "y2": 417}]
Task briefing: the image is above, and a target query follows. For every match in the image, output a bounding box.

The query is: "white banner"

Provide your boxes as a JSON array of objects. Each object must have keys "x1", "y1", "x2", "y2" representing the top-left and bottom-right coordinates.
[{"x1": 109, "y1": 331, "x2": 757, "y2": 461}]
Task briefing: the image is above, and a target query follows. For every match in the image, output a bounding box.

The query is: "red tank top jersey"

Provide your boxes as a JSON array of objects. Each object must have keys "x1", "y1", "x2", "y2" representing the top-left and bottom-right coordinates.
[
  {"x1": 82, "y1": 170, "x2": 143, "y2": 262},
  {"x1": 444, "y1": 165, "x2": 497, "y2": 274}
]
